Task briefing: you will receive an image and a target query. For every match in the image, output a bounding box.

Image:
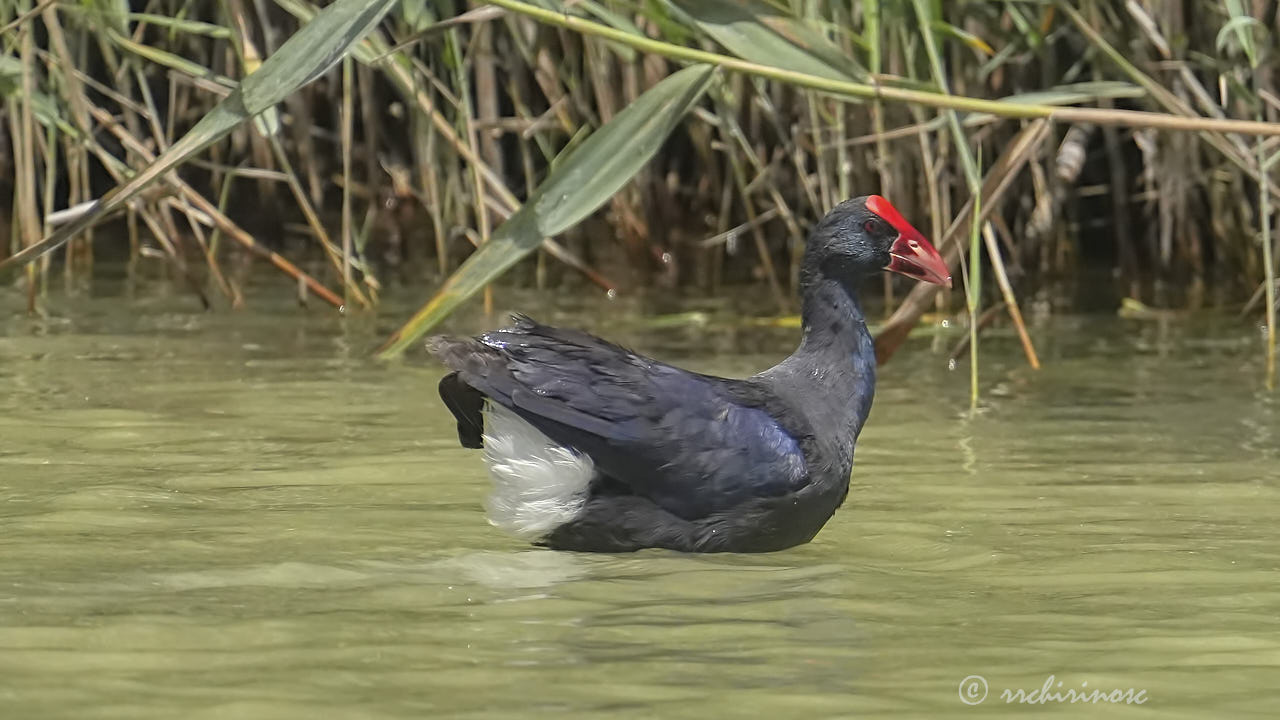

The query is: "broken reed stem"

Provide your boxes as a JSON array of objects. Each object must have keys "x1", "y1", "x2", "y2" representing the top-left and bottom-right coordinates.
[{"x1": 983, "y1": 220, "x2": 1041, "y2": 370}]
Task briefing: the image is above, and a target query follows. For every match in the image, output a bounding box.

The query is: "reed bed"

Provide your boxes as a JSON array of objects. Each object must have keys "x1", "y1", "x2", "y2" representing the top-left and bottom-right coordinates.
[{"x1": 1, "y1": 0, "x2": 1278, "y2": 387}]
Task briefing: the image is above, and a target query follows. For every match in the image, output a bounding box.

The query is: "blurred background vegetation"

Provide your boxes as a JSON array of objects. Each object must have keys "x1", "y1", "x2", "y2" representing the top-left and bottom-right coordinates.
[{"x1": 1, "y1": 0, "x2": 1278, "y2": 380}]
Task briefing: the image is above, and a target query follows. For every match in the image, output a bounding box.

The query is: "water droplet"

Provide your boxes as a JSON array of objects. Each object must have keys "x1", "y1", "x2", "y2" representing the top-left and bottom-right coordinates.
[
  {"x1": 606, "y1": 288, "x2": 617, "y2": 300},
  {"x1": 661, "y1": 252, "x2": 673, "y2": 264},
  {"x1": 338, "y1": 304, "x2": 346, "y2": 315},
  {"x1": 940, "y1": 319, "x2": 950, "y2": 328},
  {"x1": 947, "y1": 358, "x2": 957, "y2": 372}
]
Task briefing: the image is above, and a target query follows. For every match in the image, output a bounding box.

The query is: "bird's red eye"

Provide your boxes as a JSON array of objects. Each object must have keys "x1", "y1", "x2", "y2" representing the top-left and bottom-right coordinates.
[{"x1": 864, "y1": 219, "x2": 886, "y2": 235}]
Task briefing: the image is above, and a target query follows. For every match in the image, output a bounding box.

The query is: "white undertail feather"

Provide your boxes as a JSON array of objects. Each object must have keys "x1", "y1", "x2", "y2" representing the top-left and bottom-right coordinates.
[{"x1": 481, "y1": 402, "x2": 594, "y2": 538}]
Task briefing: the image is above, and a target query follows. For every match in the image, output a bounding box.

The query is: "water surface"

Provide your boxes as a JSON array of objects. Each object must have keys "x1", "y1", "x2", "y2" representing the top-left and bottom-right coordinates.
[{"x1": 2, "y1": 279, "x2": 1278, "y2": 718}]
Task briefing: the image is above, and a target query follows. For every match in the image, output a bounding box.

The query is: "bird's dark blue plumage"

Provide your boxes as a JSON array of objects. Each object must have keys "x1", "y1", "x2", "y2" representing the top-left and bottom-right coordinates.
[
  {"x1": 435, "y1": 316, "x2": 810, "y2": 520},
  {"x1": 429, "y1": 195, "x2": 952, "y2": 553}
]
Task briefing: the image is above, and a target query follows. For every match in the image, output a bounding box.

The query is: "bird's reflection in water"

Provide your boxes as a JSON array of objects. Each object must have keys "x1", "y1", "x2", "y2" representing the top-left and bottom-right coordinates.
[{"x1": 442, "y1": 550, "x2": 593, "y2": 589}]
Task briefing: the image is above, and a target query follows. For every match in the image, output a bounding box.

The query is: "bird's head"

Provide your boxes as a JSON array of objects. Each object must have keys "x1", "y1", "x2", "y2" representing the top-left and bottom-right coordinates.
[{"x1": 805, "y1": 195, "x2": 951, "y2": 288}]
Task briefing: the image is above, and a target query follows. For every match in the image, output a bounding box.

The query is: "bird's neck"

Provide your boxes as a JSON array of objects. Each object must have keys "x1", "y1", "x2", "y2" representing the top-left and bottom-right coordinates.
[{"x1": 768, "y1": 273, "x2": 877, "y2": 459}]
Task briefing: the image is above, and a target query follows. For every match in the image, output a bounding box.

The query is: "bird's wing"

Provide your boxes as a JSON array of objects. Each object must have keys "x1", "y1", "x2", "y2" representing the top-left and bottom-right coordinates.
[{"x1": 429, "y1": 315, "x2": 810, "y2": 519}]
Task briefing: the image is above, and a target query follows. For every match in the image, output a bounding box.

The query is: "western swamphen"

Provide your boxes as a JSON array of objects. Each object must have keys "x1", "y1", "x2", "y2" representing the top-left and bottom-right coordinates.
[{"x1": 429, "y1": 195, "x2": 950, "y2": 553}]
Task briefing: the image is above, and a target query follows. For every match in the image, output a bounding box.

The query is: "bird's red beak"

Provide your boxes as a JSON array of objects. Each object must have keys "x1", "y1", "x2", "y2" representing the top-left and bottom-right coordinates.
[
  {"x1": 867, "y1": 195, "x2": 952, "y2": 288},
  {"x1": 887, "y1": 234, "x2": 951, "y2": 288}
]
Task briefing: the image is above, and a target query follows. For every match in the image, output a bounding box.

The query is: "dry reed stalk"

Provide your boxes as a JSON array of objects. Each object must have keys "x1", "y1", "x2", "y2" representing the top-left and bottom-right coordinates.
[
  {"x1": 85, "y1": 104, "x2": 346, "y2": 308},
  {"x1": 449, "y1": 28, "x2": 495, "y2": 315},
  {"x1": 267, "y1": 137, "x2": 371, "y2": 307},
  {"x1": 14, "y1": 14, "x2": 40, "y2": 311},
  {"x1": 0, "y1": 0, "x2": 56, "y2": 35},
  {"x1": 341, "y1": 56, "x2": 355, "y2": 310}
]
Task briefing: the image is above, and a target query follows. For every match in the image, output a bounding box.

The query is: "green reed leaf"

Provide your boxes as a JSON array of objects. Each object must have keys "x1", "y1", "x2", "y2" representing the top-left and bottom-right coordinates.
[{"x1": 672, "y1": 0, "x2": 865, "y2": 82}]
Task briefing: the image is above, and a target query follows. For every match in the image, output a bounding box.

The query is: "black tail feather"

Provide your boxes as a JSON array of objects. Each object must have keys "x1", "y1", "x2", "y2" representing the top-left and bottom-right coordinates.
[{"x1": 437, "y1": 372, "x2": 485, "y2": 449}]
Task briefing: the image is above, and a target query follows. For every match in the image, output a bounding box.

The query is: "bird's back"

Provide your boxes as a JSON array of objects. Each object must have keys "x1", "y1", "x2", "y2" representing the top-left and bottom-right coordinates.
[{"x1": 429, "y1": 316, "x2": 825, "y2": 535}]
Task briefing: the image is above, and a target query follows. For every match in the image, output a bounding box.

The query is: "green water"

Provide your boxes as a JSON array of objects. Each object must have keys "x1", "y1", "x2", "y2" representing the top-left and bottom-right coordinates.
[{"x1": 2, "y1": 280, "x2": 1278, "y2": 718}]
